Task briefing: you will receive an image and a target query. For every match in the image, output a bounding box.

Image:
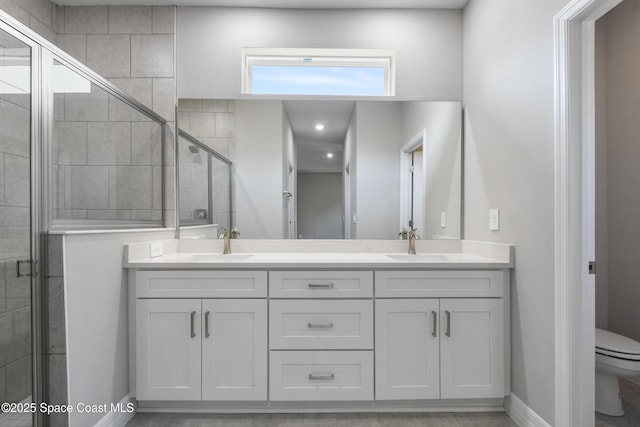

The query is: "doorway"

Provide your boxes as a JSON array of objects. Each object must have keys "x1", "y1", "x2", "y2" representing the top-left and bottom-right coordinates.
[
  {"x1": 0, "y1": 20, "x2": 43, "y2": 427},
  {"x1": 399, "y1": 129, "x2": 426, "y2": 235}
]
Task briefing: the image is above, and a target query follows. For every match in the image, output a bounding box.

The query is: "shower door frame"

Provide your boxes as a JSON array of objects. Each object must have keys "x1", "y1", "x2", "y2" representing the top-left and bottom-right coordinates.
[{"x1": 0, "y1": 12, "x2": 45, "y2": 427}]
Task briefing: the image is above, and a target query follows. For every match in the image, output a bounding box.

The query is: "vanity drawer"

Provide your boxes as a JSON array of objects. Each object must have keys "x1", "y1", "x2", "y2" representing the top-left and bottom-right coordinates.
[
  {"x1": 269, "y1": 271, "x2": 373, "y2": 298},
  {"x1": 269, "y1": 300, "x2": 373, "y2": 350},
  {"x1": 135, "y1": 270, "x2": 267, "y2": 298},
  {"x1": 269, "y1": 350, "x2": 374, "y2": 401},
  {"x1": 375, "y1": 270, "x2": 504, "y2": 298}
]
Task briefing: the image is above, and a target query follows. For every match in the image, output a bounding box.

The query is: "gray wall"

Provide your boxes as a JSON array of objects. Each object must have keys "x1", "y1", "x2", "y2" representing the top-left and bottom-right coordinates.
[
  {"x1": 343, "y1": 110, "x2": 357, "y2": 239},
  {"x1": 596, "y1": 0, "x2": 640, "y2": 343},
  {"x1": 463, "y1": 0, "x2": 571, "y2": 423},
  {"x1": 297, "y1": 173, "x2": 343, "y2": 239},
  {"x1": 177, "y1": 7, "x2": 462, "y2": 100}
]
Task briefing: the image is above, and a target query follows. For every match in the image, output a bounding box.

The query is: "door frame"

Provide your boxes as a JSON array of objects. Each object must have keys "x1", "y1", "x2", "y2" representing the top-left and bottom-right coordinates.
[
  {"x1": 0, "y1": 11, "x2": 45, "y2": 427},
  {"x1": 553, "y1": 0, "x2": 622, "y2": 425}
]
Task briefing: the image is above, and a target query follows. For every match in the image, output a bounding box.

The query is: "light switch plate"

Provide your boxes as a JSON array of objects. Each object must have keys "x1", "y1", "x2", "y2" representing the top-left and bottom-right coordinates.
[
  {"x1": 489, "y1": 209, "x2": 500, "y2": 231},
  {"x1": 150, "y1": 241, "x2": 163, "y2": 258},
  {"x1": 440, "y1": 211, "x2": 446, "y2": 228}
]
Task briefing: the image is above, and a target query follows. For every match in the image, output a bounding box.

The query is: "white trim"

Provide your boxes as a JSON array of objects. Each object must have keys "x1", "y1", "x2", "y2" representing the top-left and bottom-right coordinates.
[
  {"x1": 241, "y1": 47, "x2": 396, "y2": 96},
  {"x1": 505, "y1": 394, "x2": 552, "y2": 427},
  {"x1": 554, "y1": 0, "x2": 622, "y2": 426},
  {"x1": 93, "y1": 395, "x2": 136, "y2": 427}
]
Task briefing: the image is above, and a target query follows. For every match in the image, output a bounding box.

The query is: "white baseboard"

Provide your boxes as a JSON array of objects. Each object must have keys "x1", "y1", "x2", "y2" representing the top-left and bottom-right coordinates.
[
  {"x1": 505, "y1": 394, "x2": 552, "y2": 427},
  {"x1": 93, "y1": 395, "x2": 136, "y2": 427}
]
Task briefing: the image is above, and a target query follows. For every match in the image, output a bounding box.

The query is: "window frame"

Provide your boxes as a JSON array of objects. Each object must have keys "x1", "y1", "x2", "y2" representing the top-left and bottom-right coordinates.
[{"x1": 241, "y1": 48, "x2": 396, "y2": 96}]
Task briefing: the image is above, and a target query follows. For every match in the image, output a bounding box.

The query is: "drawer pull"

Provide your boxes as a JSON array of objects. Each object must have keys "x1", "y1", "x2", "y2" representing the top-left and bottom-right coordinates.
[
  {"x1": 205, "y1": 311, "x2": 211, "y2": 338},
  {"x1": 190, "y1": 311, "x2": 196, "y2": 338},
  {"x1": 307, "y1": 322, "x2": 334, "y2": 329},
  {"x1": 432, "y1": 310, "x2": 437, "y2": 337},
  {"x1": 445, "y1": 310, "x2": 451, "y2": 337},
  {"x1": 308, "y1": 373, "x2": 335, "y2": 381},
  {"x1": 308, "y1": 283, "x2": 334, "y2": 289}
]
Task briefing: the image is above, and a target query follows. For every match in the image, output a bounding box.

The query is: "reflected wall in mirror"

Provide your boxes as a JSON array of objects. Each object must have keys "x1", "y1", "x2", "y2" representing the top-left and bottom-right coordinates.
[
  {"x1": 177, "y1": 129, "x2": 232, "y2": 238},
  {"x1": 178, "y1": 99, "x2": 462, "y2": 240}
]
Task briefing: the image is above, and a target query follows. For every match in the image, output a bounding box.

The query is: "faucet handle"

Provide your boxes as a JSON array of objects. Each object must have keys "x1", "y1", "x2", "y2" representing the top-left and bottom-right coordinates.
[
  {"x1": 409, "y1": 228, "x2": 418, "y2": 237},
  {"x1": 221, "y1": 228, "x2": 229, "y2": 238}
]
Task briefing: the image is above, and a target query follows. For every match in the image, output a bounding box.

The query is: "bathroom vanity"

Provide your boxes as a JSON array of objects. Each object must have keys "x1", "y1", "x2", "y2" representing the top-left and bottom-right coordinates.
[{"x1": 124, "y1": 239, "x2": 513, "y2": 413}]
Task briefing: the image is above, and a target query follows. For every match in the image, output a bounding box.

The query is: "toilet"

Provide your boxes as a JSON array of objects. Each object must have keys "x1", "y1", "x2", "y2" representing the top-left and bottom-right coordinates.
[{"x1": 595, "y1": 328, "x2": 640, "y2": 416}]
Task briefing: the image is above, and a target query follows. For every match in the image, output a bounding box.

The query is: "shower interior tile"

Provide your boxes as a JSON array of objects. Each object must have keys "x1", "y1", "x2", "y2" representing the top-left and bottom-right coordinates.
[
  {"x1": 56, "y1": 209, "x2": 88, "y2": 220},
  {"x1": 87, "y1": 209, "x2": 133, "y2": 220},
  {"x1": 0, "y1": 308, "x2": 30, "y2": 367},
  {"x1": 152, "y1": 6, "x2": 175, "y2": 34},
  {"x1": 132, "y1": 210, "x2": 162, "y2": 221},
  {"x1": 87, "y1": 122, "x2": 131, "y2": 165},
  {"x1": 47, "y1": 354, "x2": 67, "y2": 405},
  {"x1": 188, "y1": 112, "x2": 215, "y2": 137},
  {"x1": 56, "y1": 34, "x2": 87, "y2": 64},
  {"x1": 65, "y1": 166, "x2": 109, "y2": 209},
  {"x1": 132, "y1": 122, "x2": 162, "y2": 166},
  {"x1": 4, "y1": 155, "x2": 30, "y2": 208},
  {"x1": 202, "y1": 99, "x2": 228, "y2": 113},
  {"x1": 63, "y1": 6, "x2": 108, "y2": 34},
  {"x1": 108, "y1": 166, "x2": 153, "y2": 210},
  {"x1": 131, "y1": 35, "x2": 174, "y2": 78},
  {"x1": 215, "y1": 113, "x2": 235, "y2": 138},
  {"x1": 0, "y1": 364, "x2": 5, "y2": 403},
  {"x1": 46, "y1": 235, "x2": 63, "y2": 278},
  {"x1": 152, "y1": 78, "x2": 175, "y2": 121},
  {"x1": 0, "y1": 153, "x2": 4, "y2": 205},
  {"x1": 64, "y1": 86, "x2": 109, "y2": 122},
  {"x1": 178, "y1": 111, "x2": 190, "y2": 133},
  {"x1": 5, "y1": 273, "x2": 30, "y2": 312},
  {"x1": 0, "y1": 99, "x2": 30, "y2": 158},
  {"x1": 86, "y1": 34, "x2": 131, "y2": 78},
  {"x1": 178, "y1": 99, "x2": 202, "y2": 112},
  {"x1": 0, "y1": 261, "x2": 5, "y2": 314},
  {"x1": 6, "y1": 355, "x2": 30, "y2": 403},
  {"x1": 53, "y1": 121, "x2": 88, "y2": 165},
  {"x1": 152, "y1": 165, "x2": 162, "y2": 210},
  {"x1": 46, "y1": 277, "x2": 65, "y2": 354},
  {"x1": 108, "y1": 6, "x2": 152, "y2": 34},
  {"x1": 0, "y1": 207, "x2": 30, "y2": 258}
]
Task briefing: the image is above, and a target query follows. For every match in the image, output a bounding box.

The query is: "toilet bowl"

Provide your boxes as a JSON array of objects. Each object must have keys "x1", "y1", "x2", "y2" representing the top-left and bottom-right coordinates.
[{"x1": 595, "y1": 328, "x2": 640, "y2": 416}]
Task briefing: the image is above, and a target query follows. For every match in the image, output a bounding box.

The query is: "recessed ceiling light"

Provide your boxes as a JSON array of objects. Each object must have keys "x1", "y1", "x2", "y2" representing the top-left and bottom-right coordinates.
[
  {"x1": 327, "y1": 152, "x2": 334, "y2": 159},
  {"x1": 315, "y1": 123, "x2": 325, "y2": 131}
]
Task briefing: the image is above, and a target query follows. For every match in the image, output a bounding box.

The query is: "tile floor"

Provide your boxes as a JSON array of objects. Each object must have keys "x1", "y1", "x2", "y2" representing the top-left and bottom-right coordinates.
[{"x1": 126, "y1": 412, "x2": 517, "y2": 427}]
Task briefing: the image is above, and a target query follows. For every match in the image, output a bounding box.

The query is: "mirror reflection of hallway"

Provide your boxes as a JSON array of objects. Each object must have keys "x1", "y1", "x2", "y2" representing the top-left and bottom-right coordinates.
[{"x1": 297, "y1": 172, "x2": 343, "y2": 239}]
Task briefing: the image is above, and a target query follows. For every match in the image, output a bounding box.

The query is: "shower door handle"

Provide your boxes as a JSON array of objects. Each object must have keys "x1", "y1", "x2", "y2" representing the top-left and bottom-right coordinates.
[{"x1": 16, "y1": 259, "x2": 35, "y2": 278}]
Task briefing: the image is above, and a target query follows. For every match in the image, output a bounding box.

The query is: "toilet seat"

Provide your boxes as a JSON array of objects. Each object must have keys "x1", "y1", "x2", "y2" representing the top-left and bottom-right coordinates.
[{"x1": 596, "y1": 328, "x2": 640, "y2": 361}]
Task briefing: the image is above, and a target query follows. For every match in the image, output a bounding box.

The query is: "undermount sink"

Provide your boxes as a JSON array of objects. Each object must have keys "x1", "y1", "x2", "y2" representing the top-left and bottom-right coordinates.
[
  {"x1": 188, "y1": 253, "x2": 254, "y2": 262},
  {"x1": 386, "y1": 253, "x2": 448, "y2": 262}
]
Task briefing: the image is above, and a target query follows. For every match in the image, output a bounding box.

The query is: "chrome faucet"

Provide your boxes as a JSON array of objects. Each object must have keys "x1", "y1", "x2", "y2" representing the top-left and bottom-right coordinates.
[
  {"x1": 222, "y1": 228, "x2": 231, "y2": 254},
  {"x1": 408, "y1": 228, "x2": 417, "y2": 255}
]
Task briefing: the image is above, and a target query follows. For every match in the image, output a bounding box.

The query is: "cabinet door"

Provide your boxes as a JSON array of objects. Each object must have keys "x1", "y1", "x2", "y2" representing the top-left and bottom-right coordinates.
[
  {"x1": 375, "y1": 299, "x2": 440, "y2": 400},
  {"x1": 136, "y1": 299, "x2": 201, "y2": 400},
  {"x1": 201, "y1": 299, "x2": 267, "y2": 400},
  {"x1": 440, "y1": 298, "x2": 504, "y2": 399}
]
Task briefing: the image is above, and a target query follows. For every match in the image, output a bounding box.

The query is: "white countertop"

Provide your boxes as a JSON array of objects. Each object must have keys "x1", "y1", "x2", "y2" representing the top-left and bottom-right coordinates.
[{"x1": 124, "y1": 239, "x2": 514, "y2": 269}]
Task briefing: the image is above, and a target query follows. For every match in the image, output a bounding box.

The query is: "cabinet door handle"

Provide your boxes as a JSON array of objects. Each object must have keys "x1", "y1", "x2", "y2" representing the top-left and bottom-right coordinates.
[
  {"x1": 309, "y1": 373, "x2": 335, "y2": 381},
  {"x1": 190, "y1": 311, "x2": 196, "y2": 338},
  {"x1": 205, "y1": 311, "x2": 211, "y2": 338},
  {"x1": 445, "y1": 310, "x2": 451, "y2": 337},
  {"x1": 432, "y1": 311, "x2": 437, "y2": 337},
  {"x1": 307, "y1": 322, "x2": 334, "y2": 329},
  {"x1": 308, "y1": 283, "x2": 334, "y2": 289}
]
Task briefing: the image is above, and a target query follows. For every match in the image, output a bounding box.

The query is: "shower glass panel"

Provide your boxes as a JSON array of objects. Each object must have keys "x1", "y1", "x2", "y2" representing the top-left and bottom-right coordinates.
[
  {"x1": 51, "y1": 59, "x2": 163, "y2": 227},
  {"x1": 178, "y1": 131, "x2": 232, "y2": 233},
  {"x1": 0, "y1": 27, "x2": 33, "y2": 427}
]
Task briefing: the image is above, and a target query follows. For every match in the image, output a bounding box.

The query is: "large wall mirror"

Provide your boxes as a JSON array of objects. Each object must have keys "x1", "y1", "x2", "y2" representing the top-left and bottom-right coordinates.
[{"x1": 177, "y1": 99, "x2": 462, "y2": 240}]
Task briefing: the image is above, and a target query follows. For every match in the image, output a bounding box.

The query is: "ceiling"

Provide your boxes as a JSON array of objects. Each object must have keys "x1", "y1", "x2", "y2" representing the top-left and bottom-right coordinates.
[
  {"x1": 53, "y1": 0, "x2": 469, "y2": 8},
  {"x1": 284, "y1": 100, "x2": 354, "y2": 143}
]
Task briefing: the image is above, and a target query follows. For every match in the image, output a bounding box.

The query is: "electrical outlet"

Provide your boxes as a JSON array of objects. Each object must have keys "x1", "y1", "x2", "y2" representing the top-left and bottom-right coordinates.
[
  {"x1": 150, "y1": 241, "x2": 163, "y2": 258},
  {"x1": 440, "y1": 211, "x2": 447, "y2": 228},
  {"x1": 489, "y1": 209, "x2": 500, "y2": 231}
]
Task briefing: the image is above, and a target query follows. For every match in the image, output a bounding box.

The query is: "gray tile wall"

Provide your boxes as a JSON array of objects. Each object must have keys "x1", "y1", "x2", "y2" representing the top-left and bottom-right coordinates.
[
  {"x1": 178, "y1": 100, "x2": 234, "y2": 228},
  {"x1": 0, "y1": 0, "x2": 57, "y2": 43},
  {"x1": 55, "y1": 5, "x2": 176, "y2": 227}
]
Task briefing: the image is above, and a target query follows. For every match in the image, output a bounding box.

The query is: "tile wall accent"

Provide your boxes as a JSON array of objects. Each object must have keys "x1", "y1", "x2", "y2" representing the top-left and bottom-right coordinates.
[
  {"x1": 178, "y1": 99, "x2": 234, "y2": 229},
  {"x1": 55, "y1": 4, "x2": 176, "y2": 227}
]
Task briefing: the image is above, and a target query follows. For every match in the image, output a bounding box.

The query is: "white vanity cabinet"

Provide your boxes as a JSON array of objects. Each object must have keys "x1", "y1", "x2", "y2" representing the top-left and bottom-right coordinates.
[
  {"x1": 132, "y1": 270, "x2": 268, "y2": 401},
  {"x1": 375, "y1": 270, "x2": 507, "y2": 401}
]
